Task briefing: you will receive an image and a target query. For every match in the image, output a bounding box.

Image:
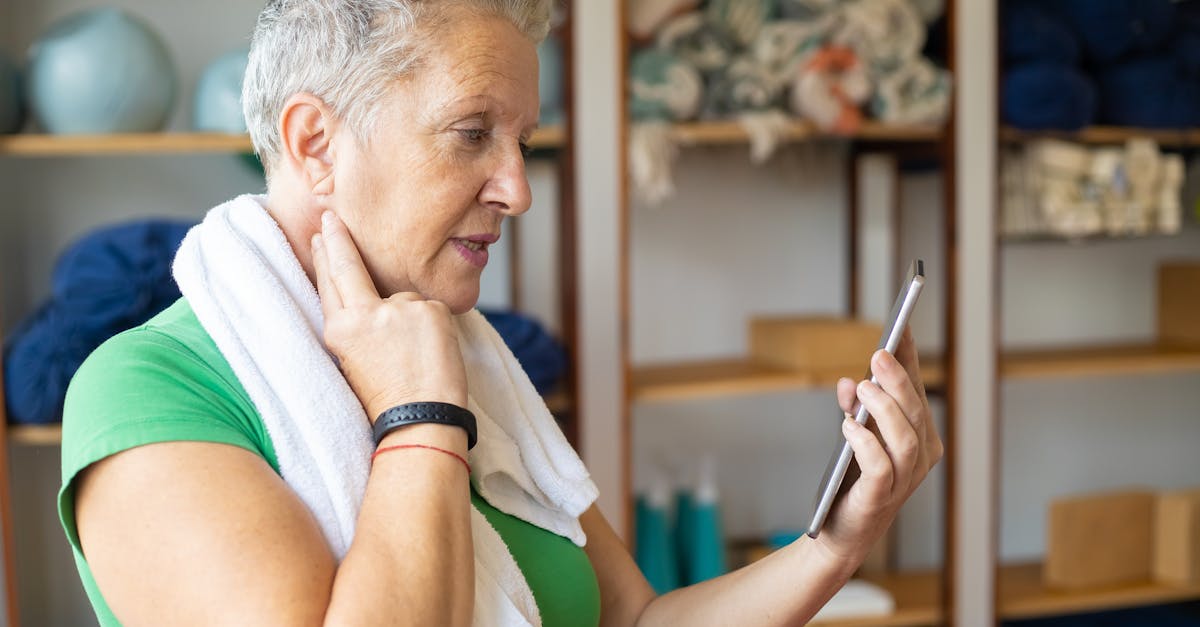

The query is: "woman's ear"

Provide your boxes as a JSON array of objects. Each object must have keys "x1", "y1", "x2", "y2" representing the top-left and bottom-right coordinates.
[{"x1": 278, "y1": 93, "x2": 338, "y2": 195}]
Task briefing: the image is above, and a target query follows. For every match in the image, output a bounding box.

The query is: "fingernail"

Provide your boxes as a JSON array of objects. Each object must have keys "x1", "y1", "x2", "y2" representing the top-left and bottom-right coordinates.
[
  {"x1": 322, "y1": 210, "x2": 335, "y2": 228},
  {"x1": 311, "y1": 233, "x2": 322, "y2": 251},
  {"x1": 874, "y1": 350, "x2": 891, "y2": 370},
  {"x1": 842, "y1": 417, "x2": 860, "y2": 433},
  {"x1": 858, "y1": 380, "x2": 874, "y2": 396}
]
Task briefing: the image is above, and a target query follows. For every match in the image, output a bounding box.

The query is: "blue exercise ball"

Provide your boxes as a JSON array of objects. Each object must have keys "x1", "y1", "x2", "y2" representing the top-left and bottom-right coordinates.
[
  {"x1": 538, "y1": 36, "x2": 564, "y2": 126},
  {"x1": 193, "y1": 48, "x2": 249, "y2": 133},
  {"x1": 0, "y1": 53, "x2": 23, "y2": 133},
  {"x1": 27, "y1": 8, "x2": 176, "y2": 134}
]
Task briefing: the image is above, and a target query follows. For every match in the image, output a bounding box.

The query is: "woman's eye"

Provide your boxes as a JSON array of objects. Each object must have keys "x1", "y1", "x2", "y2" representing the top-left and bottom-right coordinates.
[{"x1": 459, "y1": 128, "x2": 489, "y2": 144}]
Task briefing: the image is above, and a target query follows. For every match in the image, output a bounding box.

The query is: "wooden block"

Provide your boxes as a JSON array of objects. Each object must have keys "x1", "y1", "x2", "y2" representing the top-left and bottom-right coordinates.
[
  {"x1": 1045, "y1": 490, "x2": 1155, "y2": 589},
  {"x1": 1154, "y1": 489, "x2": 1200, "y2": 585},
  {"x1": 749, "y1": 317, "x2": 883, "y2": 377},
  {"x1": 1158, "y1": 263, "x2": 1200, "y2": 346}
]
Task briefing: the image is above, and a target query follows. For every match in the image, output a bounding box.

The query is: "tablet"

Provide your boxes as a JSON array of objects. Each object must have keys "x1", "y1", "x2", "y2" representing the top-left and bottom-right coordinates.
[{"x1": 806, "y1": 259, "x2": 925, "y2": 538}]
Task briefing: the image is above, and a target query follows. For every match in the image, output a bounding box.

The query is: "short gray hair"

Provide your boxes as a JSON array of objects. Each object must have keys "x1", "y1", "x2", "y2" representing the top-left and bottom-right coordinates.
[{"x1": 243, "y1": 0, "x2": 552, "y2": 180}]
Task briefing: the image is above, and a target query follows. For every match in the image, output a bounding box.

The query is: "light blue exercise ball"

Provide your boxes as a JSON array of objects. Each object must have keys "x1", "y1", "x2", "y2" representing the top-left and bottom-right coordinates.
[
  {"x1": 0, "y1": 53, "x2": 23, "y2": 133},
  {"x1": 538, "y1": 36, "x2": 564, "y2": 125},
  {"x1": 193, "y1": 48, "x2": 249, "y2": 133},
  {"x1": 27, "y1": 8, "x2": 177, "y2": 134}
]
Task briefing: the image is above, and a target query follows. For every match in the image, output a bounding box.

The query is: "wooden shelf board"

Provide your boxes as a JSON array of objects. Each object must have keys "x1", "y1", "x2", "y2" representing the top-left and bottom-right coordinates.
[
  {"x1": 812, "y1": 569, "x2": 942, "y2": 627},
  {"x1": 1001, "y1": 126, "x2": 1200, "y2": 147},
  {"x1": 1002, "y1": 343, "x2": 1200, "y2": 380},
  {"x1": 8, "y1": 425, "x2": 62, "y2": 447},
  {"x1": 0, "y1": 132, "x2": 254, "y2": 156},
  {"x1": 528, "y1": 125, "x2": 565, "y2": 150},
  {"x1": 999, "y1": 562, "x2": 1200, "y2": 620},
  {"x1": 671, "y1": 121, "x2": 944, "y2": 146},
  {"x1": 631, "y1": 357, "x2": 945, "y2": 403},
  {"x1": 0, "y1": 126, "x2": 565, "y2": 157}
]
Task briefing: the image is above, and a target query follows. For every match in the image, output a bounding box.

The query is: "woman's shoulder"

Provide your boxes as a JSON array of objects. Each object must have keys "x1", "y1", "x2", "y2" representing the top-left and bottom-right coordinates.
[{"x1": 62, "y1": 297, "x2": 279, "y2": 474}]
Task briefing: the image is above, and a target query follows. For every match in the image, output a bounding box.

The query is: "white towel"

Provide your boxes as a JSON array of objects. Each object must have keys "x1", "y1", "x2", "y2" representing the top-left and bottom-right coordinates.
[{"x1": 172, "y1": 194, "x2": 598, "y2": 626}]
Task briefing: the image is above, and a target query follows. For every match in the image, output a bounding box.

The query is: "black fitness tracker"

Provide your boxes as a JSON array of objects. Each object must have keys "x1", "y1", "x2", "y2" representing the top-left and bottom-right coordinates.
[{"x1": 372, "y1": 402, "x2": 478, "y2": 449}]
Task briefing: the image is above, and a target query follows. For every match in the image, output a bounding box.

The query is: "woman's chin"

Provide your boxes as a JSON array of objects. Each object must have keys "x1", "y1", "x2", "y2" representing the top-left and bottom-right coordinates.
[{"x1": 438, "y1": 286, "x2": 481, "y2": 315}]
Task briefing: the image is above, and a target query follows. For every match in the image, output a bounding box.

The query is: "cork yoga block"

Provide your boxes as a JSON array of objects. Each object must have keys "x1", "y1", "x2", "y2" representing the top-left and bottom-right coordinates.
[
  {"x1": 1158, "y1": 263, "x2": 1200, "y2": 346},
  {"x1": 1154, "y1": 489, "x2": 1200, "y2": 585},
  {"x1": 1045, "y1": 490, "x2": 1155, "y2": 589},
  {"x1": 749, "y1": 317, "x2": 883, "y2": 377}
]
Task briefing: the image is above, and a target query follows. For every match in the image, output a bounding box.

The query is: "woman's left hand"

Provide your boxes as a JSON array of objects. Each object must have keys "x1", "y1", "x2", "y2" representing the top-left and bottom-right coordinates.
[{"x1": 816, "y1": 327, "x2": 944, "y2": 567}]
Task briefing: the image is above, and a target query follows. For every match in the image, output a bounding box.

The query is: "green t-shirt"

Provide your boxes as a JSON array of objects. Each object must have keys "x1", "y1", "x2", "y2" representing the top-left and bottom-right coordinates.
[{"x1": 59, "y1": 298, "x2": 600, "y2": 626}]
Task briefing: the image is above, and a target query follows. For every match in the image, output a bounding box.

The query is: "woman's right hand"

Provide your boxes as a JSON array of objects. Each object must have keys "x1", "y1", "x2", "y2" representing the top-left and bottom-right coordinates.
[{"x1": 311, "y1": 210, "x2": 468, "y2": 421}]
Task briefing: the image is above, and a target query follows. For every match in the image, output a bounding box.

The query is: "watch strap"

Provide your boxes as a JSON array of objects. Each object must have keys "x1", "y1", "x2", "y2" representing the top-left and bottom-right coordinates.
[{"x1": 372, "y1": 402, "x2": 478, "y2": 450}]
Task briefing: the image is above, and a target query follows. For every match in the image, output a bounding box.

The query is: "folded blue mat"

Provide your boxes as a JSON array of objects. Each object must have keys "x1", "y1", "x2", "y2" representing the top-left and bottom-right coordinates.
[
  {"x1": 1049, "y1": 0, "x2": 1176, "y2": 64},
  {"x1": 1002, "y1": 0, "x2": 1080, "y2": 65},
  {"x1": 4, "y1": 220, "x2": 194, "y2": 424},
  {"x1": 1172, "y1": 2, "x2": 1200, "y2": 79},
  {"x1": 1096, "y1": 54, "x2": 1200, "y2": 128},
  {"x1": 1002, "y1": 63, "x2": 1097, "y2": 130}
]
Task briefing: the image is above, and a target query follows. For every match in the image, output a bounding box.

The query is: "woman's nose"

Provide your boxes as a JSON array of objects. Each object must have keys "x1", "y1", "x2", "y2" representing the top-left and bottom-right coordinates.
[{"x1": 479, "y1": 142, "x2": 532, "y2": 216}]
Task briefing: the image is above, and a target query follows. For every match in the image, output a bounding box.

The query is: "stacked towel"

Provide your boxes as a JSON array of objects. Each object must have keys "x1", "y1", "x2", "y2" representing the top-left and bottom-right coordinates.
[
  {"x1": 1002, "y1": 0, "x2": 1200, "y2": 131},
  {"x1": 1001, "y1": 0, "x2": 1080, "y2": 66},
  {"x1": 1096, "y1": 56, "x2": 1200, "y2": 129},
  {"x1": 1051, "y1": 0, "x2": 1175, "y2": 65},
  {"x1": 1002, "y1": 64, "x2": 1096, "y2": 131}
]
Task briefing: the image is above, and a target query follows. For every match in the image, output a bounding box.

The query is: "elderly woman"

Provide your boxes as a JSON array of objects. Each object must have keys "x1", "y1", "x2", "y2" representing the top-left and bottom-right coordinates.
[{"x1": 58, "y1": 0, "x2": 942, "y2": 625}]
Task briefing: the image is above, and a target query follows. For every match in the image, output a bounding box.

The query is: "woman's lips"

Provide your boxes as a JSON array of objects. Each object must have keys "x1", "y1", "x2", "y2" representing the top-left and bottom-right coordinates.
[{"x1": 451, "y1": 235, "x2": 496, "y2": 268}]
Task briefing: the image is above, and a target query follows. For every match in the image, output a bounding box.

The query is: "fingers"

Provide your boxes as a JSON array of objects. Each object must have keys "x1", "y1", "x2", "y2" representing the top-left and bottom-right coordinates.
[
  {"x1": 311, "y1": 234, "x2": 342, "y2": 319},
  {"x1": 868, "y1": 347, "x2": 942, "y2": 489},
  {"x1": 319, "y1": 211, "x2": 380, "y2": 307},
  {"x1": 894, "y1": 326, "x2": 928, "y2": 402},
  {"x1": 871, "y1": 350, "x2": 926, "y2": 433},
  {"x1": 837, "y1": 377, "x2": 861, "y2": 417},
  {"x1": 856, "y1": 378, "x2": 921, "y2": 492},
  {"x1": 841, "y1": 418, "x2": 893, "y2": 503}
]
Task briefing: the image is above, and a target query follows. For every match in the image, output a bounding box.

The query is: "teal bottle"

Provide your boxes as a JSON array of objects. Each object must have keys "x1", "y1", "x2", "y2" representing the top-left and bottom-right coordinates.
[
  {"x1": 634, "y1": 474, "x2": 679, "y2": 594},
  {"x1": 683, "y1": 458, "x2": 726, "y2": 584},
  {"x1": 673, "y1": 487, "x2": 694, "y2": 585}
]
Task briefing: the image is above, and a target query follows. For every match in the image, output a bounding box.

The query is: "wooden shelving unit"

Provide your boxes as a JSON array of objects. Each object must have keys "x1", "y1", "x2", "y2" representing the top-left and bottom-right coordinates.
[
  {"x1": 670, "y1": 120, "x2": 944, "y2": 147},
  {"x1": 812, "y1": 569, "x2": 942, "y2": 627},
  {"x1": 1002, "y1": 343, "x2": 1200, "y2": 380},
  {"x1": 997, "y1": 562, "x2": 1200, "y2": 621},
  {"x1": 7, "y1": 425, "x2": 62, "y2": 447},
  {"x1": 1001, "y1": 126, "x2": 1200, "y2": 147},
  {"x1": 631, "y1": 356, "x2": 945, "y2": 403},
  {"x1": 0, "y1": 126, "x2": 566, "y2": 157}
]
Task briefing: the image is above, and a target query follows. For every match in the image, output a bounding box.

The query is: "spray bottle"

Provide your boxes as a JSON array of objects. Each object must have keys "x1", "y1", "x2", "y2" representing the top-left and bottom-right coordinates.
[{"x1": 634, "y1": 468, "x2": 679, "y2": 593}]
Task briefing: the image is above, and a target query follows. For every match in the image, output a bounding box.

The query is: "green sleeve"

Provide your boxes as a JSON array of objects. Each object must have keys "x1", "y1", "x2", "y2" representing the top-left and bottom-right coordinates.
[{"x1": 58, "y1": 317, "x2": 275, "y2": 552}]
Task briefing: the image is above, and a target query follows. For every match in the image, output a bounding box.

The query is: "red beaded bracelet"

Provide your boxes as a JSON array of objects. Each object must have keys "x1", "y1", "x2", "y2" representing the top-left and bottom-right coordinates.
[{"x1": 371, "y1": 443, "x2": 471, "y2": 475}]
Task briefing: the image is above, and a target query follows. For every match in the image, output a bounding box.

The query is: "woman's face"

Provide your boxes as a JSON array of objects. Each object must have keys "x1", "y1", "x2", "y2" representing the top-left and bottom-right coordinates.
[{"x1": 333, "y1": 10, "x2": 538, "y2": 314}]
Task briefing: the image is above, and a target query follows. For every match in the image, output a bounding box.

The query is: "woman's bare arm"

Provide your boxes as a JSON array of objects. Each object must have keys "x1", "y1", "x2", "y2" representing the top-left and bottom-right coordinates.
[
  {"x1": 76, "y1": 422, "x2": 472, "y2": 627},
  {"x1": 583, "y1": 332, "x2": 943, "y2": 626}
]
